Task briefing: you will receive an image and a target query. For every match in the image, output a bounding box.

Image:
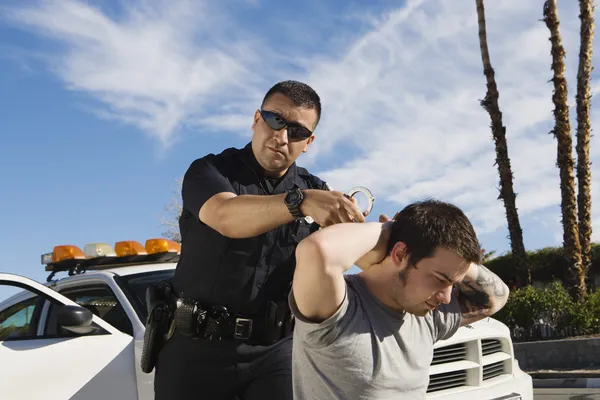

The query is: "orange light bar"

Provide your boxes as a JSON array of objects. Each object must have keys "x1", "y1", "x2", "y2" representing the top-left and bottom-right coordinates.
[
  {"x1": 145, "y1": 238, "x2": 181, "y2": 255},
  {"x1": 52, "y1": 245, "x2": 86, "y2": 264},
  {"x1": 115, "y1": 240, "x2": 148, "y2": 257}
]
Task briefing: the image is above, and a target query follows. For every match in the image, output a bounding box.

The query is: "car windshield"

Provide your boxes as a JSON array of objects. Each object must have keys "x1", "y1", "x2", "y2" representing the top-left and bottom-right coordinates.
[{"x1": 118, "y1": 269, "x2": 175, "y2": 322}]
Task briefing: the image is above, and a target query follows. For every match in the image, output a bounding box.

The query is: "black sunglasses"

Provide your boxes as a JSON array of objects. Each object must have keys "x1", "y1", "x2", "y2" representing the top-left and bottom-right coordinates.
[{"x1": 259, "y1": 110, "x2": 313, "y2": 140}]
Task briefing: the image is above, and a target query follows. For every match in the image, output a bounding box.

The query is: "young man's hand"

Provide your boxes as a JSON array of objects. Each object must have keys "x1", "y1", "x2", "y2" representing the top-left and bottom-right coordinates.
[
  {"x1": 354, "y1": 216, "x2": 394, "y2": 270},
  {"x1": 378, "y1": 211, "x2": 399, "y2": 223}
]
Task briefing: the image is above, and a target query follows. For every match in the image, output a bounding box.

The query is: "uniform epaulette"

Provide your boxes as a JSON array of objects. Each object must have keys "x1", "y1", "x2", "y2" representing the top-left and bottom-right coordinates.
[{"x1": 297, "y1": 167, "x2": 328, "y2": 190}]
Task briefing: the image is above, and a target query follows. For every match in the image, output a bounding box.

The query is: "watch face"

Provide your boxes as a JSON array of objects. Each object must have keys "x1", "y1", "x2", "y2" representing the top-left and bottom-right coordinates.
[{"x1": 287, "y1": 192, "x2": 299, "y2": 203}]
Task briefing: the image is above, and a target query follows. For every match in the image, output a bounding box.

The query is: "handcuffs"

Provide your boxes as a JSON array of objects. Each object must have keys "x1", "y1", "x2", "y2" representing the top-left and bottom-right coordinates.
[
  {"x1": 305, "y1": 184, "x2": 375, "y2": 225},
  {"x1": 346, "y1": 186, "x2": 376, "y2": 217}
]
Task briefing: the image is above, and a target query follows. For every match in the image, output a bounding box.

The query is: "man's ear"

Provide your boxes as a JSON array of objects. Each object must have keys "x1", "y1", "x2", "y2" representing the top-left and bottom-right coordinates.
[
  {"x1": 252, "y1": 110, "x2": 260, "y2": 131},
  {"x1": 390, "y1": 241, "x2": 408, "y2": 267},
  {"x1": 302, "y1": 135, "x2": 316, "y2": 153}
]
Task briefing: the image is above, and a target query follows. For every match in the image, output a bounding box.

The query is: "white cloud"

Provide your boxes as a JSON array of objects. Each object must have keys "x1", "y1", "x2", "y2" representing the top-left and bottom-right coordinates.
[
  {"x1": 300, "y1": 0, "x2": 600, "y2": 242},
  {"x1": 4, "y1": 0, "x2": 600, "y2": 247},
  {"x1": 3, "y1": 0, "x2": 269, "y2": 147}
]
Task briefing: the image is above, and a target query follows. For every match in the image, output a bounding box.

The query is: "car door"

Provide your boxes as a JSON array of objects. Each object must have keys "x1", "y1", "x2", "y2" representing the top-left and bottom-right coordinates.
[{"x1": 0, "y1": 273, "x2": 138, "y2": 400}]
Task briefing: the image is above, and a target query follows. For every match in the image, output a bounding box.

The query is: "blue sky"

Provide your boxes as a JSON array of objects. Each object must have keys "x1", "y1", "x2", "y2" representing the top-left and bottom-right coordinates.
[{"x1": 1, "y1": 0, "x2": 599, "y2": 290}]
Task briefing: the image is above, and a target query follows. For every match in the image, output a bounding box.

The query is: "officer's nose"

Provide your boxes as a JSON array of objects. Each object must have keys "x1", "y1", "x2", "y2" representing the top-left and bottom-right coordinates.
[
  {"x1": 272, "y1": 126, "x2": 289, "y2": 146},
  {"x1": 436, "y1": 285, "x2": 453, "y2": 305}
]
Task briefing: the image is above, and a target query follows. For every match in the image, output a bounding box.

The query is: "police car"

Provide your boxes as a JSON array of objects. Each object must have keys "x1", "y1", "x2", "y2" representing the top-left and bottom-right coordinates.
[{"x1": 0, "y1": 239, "x2": 533, "y2": 400}]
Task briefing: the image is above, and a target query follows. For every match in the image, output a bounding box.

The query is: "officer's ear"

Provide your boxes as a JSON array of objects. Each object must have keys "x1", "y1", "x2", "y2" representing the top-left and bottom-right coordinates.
[
  {"x1": 252, "y1": 110, "x2": 261, "y2": 131},
  {"x1": 302, "y1": 135, "x2": 316, "y2": 153}
]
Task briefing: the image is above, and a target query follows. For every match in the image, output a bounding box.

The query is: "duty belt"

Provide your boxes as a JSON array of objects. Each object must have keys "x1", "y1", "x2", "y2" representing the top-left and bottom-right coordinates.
[
  {"x1": 172, "y1": 297, "x2": 294, "y2": 344},
  {"x1": 140, "y1": 282, "x2": 294, "y2": 374}
]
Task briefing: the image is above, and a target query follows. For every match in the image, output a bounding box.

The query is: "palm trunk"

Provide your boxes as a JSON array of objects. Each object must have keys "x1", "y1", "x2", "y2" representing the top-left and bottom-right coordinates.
[
  {"x1": 476, "y1": 0, "x2": 531, "y2": 287},
  {"x1": 543, "y1": 0, "x2": 586, "y2": 301},
  {"x1": 575, "y1": 0, "x2": 594, "y2": 284}
]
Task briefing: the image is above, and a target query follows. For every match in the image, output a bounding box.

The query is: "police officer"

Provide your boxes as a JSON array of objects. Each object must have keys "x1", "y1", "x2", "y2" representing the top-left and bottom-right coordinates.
[{"x1": 153, "y1": 80, "x2": 366, "y2": 400}]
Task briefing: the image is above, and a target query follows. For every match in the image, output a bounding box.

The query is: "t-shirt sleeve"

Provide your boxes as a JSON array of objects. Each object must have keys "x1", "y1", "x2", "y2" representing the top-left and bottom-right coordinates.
[
  {"x1": 181, "y1": 156, "x2": 236, "y2": 218},
  {"x1": 288, "y1": 283, "x2": 357, "y2": 348},
  {"x1": 431, "y1": 295, "x2": 462, "y2": 342}
]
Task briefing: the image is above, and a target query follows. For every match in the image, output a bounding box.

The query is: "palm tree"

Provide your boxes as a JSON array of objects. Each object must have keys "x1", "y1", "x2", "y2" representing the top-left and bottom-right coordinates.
[
  {"x1": 543, "y1": 0, "x2": 586, "y2": 300},
  {"x1": 475, "y1": 0, "x2": 531, "y2": 286},
  {"x1": 575, "y1": 0, "x2": 594, "y2": 285}
]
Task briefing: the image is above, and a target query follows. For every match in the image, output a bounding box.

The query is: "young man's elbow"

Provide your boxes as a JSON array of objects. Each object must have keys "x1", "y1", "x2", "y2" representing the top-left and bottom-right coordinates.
[
  {"x1": 490, "y1": 285, "x2": 510, "y2": 315},
  {"x1": 296, "y1": 237, "x2": 327, "y2": 266},
  {"x1": 503, "y1": 282, "x2": 510, "y2": 298},
  {"x1": 499, "y1": 281, "x2": 510, "y2": 299}
]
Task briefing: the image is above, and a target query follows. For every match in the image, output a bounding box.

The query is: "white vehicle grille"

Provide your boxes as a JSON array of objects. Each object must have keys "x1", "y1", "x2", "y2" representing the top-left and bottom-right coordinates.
[
  {"x1": 430, "y1": 343, "x2": 468, "y2": 366},
  {"x1": 427, "y1": 338, "x2": 512, "y2": 393}
]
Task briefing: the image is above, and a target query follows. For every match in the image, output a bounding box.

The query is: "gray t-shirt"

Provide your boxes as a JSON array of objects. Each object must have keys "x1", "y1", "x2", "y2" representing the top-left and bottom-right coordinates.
[{"x1": 289, "y1": 273, "x2": 461, "y2": 400}]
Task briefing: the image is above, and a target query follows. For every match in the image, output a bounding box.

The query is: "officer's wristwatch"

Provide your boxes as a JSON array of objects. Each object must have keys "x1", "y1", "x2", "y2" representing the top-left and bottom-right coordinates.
[{"x1": 285, "y1": 186, "x2": 305, "y2": 219}]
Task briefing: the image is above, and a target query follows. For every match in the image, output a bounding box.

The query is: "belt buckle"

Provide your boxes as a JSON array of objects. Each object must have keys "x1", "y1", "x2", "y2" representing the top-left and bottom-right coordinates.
[{"x1": 234, "y1": 318, "x2": 253, "y2": 340}]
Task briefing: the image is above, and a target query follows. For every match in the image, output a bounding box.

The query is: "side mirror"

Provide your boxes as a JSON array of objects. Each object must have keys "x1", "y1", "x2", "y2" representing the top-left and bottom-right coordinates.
[{"x1": 58, "y1": 305, "x2": 98, "y2": 335}]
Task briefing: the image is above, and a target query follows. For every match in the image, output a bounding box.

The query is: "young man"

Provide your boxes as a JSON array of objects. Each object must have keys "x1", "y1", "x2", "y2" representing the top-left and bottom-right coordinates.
[
  {"x1": 290, "y1": 199, "x2": 510, "y2": 399},
  {"x1": 153, "y1": 80, "x2": 366, "y2": 400}
]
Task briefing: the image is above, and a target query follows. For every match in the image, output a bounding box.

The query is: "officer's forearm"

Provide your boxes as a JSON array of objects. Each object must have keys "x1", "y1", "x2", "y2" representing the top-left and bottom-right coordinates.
[{"x1": 215, "y1": 194, "x2": 295, "y2": 238}]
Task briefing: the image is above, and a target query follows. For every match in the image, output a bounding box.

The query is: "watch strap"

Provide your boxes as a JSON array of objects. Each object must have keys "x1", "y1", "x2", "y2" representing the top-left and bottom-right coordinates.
[
  {"x1": 285, "y1": 187, "x2": 305, "y2": 219},
  {"x1": 288, "y1": 203, "x2": 303, "y2": 219}
]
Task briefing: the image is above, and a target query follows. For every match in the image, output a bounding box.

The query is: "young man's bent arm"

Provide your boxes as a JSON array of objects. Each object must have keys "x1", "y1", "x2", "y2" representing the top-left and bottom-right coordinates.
[
  {"x1": 292, "y1": 222, "x2": 390, "y2": 323},
  {"x1": 456, "y1": 263, "x2": 510, "y2": 326}
]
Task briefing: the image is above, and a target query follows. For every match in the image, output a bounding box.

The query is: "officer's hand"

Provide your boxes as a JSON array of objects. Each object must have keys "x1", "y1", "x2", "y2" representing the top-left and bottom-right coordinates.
[{"x1": 300, "y1": 189, "x2": 366, "y2": 227}]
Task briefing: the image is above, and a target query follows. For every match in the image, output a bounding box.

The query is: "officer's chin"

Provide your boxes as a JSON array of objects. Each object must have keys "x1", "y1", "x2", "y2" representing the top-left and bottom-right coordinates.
[
  {"x1": 263, "y1": 160, "x2": 291, "y2": 177},
  {"x1": 268, "y1": 153, "x2": 293, "y2": 166}
]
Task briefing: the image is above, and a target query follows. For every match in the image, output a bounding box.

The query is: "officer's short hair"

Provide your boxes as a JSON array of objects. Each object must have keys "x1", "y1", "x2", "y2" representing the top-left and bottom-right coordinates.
[
  {"x1": 262, "y1": 80, "x2": 322, "y2": 125},
  {"x1": 387, "y1": 199, "x2": 482, "y2": 268}
]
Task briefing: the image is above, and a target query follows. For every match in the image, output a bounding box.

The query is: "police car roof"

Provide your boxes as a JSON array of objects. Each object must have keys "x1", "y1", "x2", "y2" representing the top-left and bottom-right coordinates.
[
  {"x1": 41, "y1": 239, "x2": 181, "y2": 282},
  {"x1": 100, "y1": 262, "x2": 177, "y2": 276}
]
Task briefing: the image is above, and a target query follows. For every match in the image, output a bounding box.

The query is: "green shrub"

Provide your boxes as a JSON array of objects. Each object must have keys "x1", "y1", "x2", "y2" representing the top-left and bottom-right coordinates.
[
  {"x1": 493, "y1": 280, "x2": 600, "y2": 340},
  {"x1": 485, "y1": 242, "x2": 600, "y2": 286},
  {"x1": 495, "y1": 280, "x2": 573, "y2": 330},
  {"x1": 482, "y1": 242, "x2": 600, "y2": 340},
  {"x1": 570, "y1": 289, "x2": 600, "y2": 333}
]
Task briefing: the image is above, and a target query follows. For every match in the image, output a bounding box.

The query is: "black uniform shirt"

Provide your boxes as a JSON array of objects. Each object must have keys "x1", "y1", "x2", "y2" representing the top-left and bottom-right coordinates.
[{"x1": 172, "y1": 142, "x2": 329, "y2": 316}]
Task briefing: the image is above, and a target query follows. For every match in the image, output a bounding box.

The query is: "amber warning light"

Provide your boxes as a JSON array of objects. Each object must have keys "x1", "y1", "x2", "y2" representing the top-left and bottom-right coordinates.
[
  {"x1": 145, "y1": 238, "x2": 181, "y2": 255},
  {"x1": 41, "y1": 238, "x2": 181, "y2": 281},
  {"x1": 115, "y1": 240, "x2": 148, "y2": 257}
]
